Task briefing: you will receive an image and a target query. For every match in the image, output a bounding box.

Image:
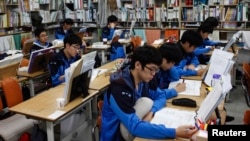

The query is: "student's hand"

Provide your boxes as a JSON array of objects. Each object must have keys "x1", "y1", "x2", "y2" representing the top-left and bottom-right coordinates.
[
  {"x1": 176, "y1": 125, "x2": 198, "y2": 139},
  {"x1": 186, "y1": 64, "x2": 195, "y2": 70},
  {"x1": 142, "y1": 111, "x2": 154, "y2": 122},
  {"x1": 210, "y1": 46, "x2": 215, "y2": 51},
  {"x1": 59, "y1": 75, "x2": 65, "y2": 81},
  {"x1": 197, "y1": 69, "x2": 205, "y2": 76},
  {"x1": 174, "y1": 83, "x2": 186, "y2": 93}
]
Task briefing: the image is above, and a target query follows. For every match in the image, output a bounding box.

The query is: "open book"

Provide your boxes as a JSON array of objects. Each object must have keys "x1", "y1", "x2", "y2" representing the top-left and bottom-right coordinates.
[
  {"x1": 151, "y1": 83, "x2": 223, "y2": 128},
  {"x1": 168, "y1": 79, "x2": 202, "y2": 96}
]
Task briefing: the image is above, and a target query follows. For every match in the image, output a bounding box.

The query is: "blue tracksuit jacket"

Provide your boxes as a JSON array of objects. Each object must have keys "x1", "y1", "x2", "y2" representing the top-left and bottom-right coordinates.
[
  {"x1": 55, "y1": 26, "x2": 74, "y2": 40},
  {"x1": 169, "y1": 42, "x2": 199, "y2": 79},
  {"x1": 30, "y1": 40, "x2": 53, "y2": 53},
  {"x1": 101, "y1": 66, "x2": 177, "y2": 141},
  {"x1": 48, "y1": 49, "x2": 80, "y2": 86},
  {"x1": 194, "y1": 38, "x2": 220, "y2": 64}
]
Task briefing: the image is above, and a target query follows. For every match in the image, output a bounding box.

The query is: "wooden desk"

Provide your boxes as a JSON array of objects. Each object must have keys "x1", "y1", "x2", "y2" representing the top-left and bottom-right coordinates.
[
  {"x1": 9, "y1": 84, "x2": 99, "y2": 141},
  {"x1": 18, "y1": 70, "x2": 49, "y2": 97}
]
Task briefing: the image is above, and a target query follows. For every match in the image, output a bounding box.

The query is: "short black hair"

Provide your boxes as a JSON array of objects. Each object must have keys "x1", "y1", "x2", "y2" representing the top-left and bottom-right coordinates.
[
  {"x1": 198, "y1": 22, "x2": 214, "y2": 34},
  {"x1": 158, "y1": 43, "x2": 182, "y2": 64},
  {"x1": 180, "y1": 30, "x2": 203, "y2": 48},
  {"x1": 107, "y1": 15, "x2": 118, "y2": 23},
  {"x1": 34, "y1": 27, "x2": 47, "y2": 37},
  {"x1": 204, "y1": 17, "x2": 218, "y2": 28},
  {"x1": 130, "y1": 45, "x2": 162, "y2": 69},
  {"x1": 63, "y1": 34, "x2": 82, "y2": 47},
  {"x1": 63, "y1": 18, "x2": 74, "y2": 25}
]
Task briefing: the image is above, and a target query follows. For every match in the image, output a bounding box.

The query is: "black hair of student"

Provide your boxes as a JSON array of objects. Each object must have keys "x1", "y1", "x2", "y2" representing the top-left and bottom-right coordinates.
[
  {"x1": 197, "y1": 22, "x2": 214, "y2": 34},
  {"x1": 204, "y1": 17, "x2": 218, "y2": 28},
  {"x1": 180, "y1": 30, "x2": 203, "y2": 48},
  {"x1": 63, "y1": 34, "x2": 82, "y2": 47},
  {"x1": 158, "y1": 43, "x2": 182, "y2": 64},
  {"x1": 130, "y1": 45, "x2": 162, "y2": 69},
  {"x1": 63, "y1": 18, "x2": 74, "y2": 25},
  {"x1": 107, "y1": 15, "x2": 118, "y2": 23},
  {"x1": 34, "y1": 27, "x2": 47, "y2": 37}
]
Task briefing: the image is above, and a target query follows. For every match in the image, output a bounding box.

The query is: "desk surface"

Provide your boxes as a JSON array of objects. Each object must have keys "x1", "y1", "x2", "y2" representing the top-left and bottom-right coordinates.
[
  {"x1": 18, "y1": 70, "x2": 48, "y2": 78},
  {"x1": 9, "y1": 84, "x2": 98, "y2": 122},
  {"x1": 86, "y1": 45, "x2": 111, "y2": 50},
  {"x1": 89, "y1": 59, "x2": 121, "y2": 90}
]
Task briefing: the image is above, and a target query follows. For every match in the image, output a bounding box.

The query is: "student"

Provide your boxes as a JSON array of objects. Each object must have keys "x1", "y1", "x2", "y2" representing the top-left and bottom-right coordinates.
[
  {"x1": 55, "y1": 18, "x2": 74, "y2": 40},
  {"x1": 203, "y1": 17, "x2": 221, "y2": 46},
  {"x1": 101, "y1": 45, "x2": 197, "y2": 141},
  {"x1": 48, "y1": 34, "x2": 82, "y2": 86},
  {"x1": 170, "y1": 30, "x2": 204, "y2": 79},
  {"x1": 193, "y1": 23, "x2": 215, "y2": 64},
  {"x1": 102, "y1": 15, "x2": 119, "y2": 41},
  {"x1": 150, "y1": 43, "x2": 186, "y2": 99},
  {"x1": 204, "y1": 16, "x2": 219, "y2": 28},
  {"x1": 102, "y1": 15, "x2": 125, "y2": 61},
  {"x1": 30, "y1": 27, "x2": 53, "y2": 53}
]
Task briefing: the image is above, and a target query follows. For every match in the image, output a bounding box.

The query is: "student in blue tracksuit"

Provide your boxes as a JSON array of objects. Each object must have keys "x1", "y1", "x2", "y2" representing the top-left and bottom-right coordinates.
[
  {"x1": 30, "y1": 27, "x2": 53, "y2": 53},
  {"x1": 150, "y1": 43, "x2": 186, "y2": 100},
  {"x1": 48, "y1": 34, "x2": 82, "y2": 86},
  {"x1": 101, "y1": 45, "x2": 197, "y2": 141},
  {"x1": 202, "y1": 17, "x2": 221, "y2": 46},
  {"x1": 55, "y1": 18, "x2": 74, "y2": 40},
  {"x1": 194, "y1": 23, "x2": 215, "y2": 64},
  {"x1": 102, "y1": 15, "x2": 125, "y2": 61},
  {"x1": 169, "y1": 30, "x2": 204, "y2": 80}
]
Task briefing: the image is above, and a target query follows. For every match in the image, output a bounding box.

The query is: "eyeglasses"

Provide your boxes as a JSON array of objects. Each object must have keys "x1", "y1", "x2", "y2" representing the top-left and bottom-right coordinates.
[
  {"x1": 71, "y1": 45, "x2": 80, "y2": 51},
  {"x1": 39, "y1": 34, "x2": 48, "y2": 38},
  {"x1": 144, "y1": 65, "x2": 159, "y2": 74}
]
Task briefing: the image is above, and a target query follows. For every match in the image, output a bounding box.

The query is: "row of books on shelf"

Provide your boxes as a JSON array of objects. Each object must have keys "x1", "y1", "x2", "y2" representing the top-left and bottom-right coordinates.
[
  {"x1": 65, "y1": 8, "x2": 97, "y2": 22},
  {"x1": 39, "y1": 10, "x2": 60, "y2": 23},
  {"x1": 22, "y1": 0, "x2": 59, "y2": 11}
]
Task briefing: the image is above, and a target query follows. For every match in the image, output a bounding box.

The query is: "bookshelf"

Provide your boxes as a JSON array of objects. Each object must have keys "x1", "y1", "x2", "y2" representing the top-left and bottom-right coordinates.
[{"x1": 64, "y1": 0, "x2": 97, "y2": 23}]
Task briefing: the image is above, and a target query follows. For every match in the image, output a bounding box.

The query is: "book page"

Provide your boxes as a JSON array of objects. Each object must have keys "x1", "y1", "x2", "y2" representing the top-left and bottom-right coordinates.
[
  {"x1": 178, "y1": 80, "x2": 201, "y2": 96},
  {"x1": 151, "y1": 107, "x2": 196, "y2": 128},
  {"x1": 168, "y1": 79, "x2": 201, "y2": 96}
]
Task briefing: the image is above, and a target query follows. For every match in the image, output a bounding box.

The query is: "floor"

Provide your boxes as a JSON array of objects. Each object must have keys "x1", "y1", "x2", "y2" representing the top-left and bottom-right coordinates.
[{"x1": 224, "y1": 80, "x2": 250, "y2": 125}]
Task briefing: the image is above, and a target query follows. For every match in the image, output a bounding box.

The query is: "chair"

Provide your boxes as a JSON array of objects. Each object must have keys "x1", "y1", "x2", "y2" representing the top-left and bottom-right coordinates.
[
  {"x1": 0, "y1": 62, "x2": 20, "y2": 80},
  {"x1": 241, "y1": 63, "x2": 250, "y2": 107},
  {"x1": 22, "y1": 38, "x2": 35, "y2": 57},
  {"x1": 92, "y1": 100, "x2": 103, "y2": 141},
  {"x1": 0, "y1": 77, "x2": 37, "y2": 141},
  {"x1": 20, "y1": 58, "x2": 30, "y2": 67},
  {"x1": 243, "y1": 110, "x2": 250, "y2": 125},
  {"x1": 131, "y1": 36, "x2": 142, "y2": 51}
]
